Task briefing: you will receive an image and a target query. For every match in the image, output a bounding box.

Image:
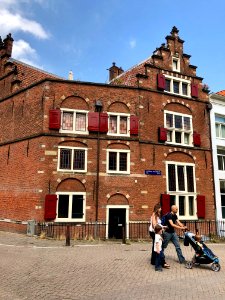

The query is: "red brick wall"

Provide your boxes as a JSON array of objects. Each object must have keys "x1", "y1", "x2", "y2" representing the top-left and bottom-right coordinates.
[{"x1": 0, "y1": 79, "x2": 215, "y2": 230}]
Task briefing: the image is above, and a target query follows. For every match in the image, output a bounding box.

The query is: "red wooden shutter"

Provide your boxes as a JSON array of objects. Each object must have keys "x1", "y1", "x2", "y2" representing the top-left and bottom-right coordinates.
[
  {"x1": 161, "y1": 194, "x2": 170, "y2": 216},
  {"x1": 130, "y1": 115, "x2": 139, "y2": 135},
  {"x1": 88, "y1": 112, "x2": 108, "y2": 132},
  {"x1": 193, "y1": 132, "x2": 201, "y2": 147},
  {"x1": 44, "y1": 194, "x2": 57, "y2": 220},
  {"x1": 99, "y1": 113, "x2": 108, "y2": 133},
  {"x1": 88, "y1": 112, "x2": 99, "y2": 132},
  {"x1": 157, "y1": 74, "x2": 166, "y2": 90},
  {"x1": 197, "y1": 195, "x2": 205, "y2": 218},
  {"x1": 49, "y1": 109, "x2": 61, "y2": 129},
  {"x1": 191, "y1": 83, "x2": 198, "y2": 98},
  {"x1": 158, "y1": 127, "x2": 167, "y2": 142}
]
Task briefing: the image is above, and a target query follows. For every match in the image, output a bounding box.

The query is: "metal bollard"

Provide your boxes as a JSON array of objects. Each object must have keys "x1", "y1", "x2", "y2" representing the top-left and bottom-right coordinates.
[{"x1": 66, "y1": 225, "x2": 70, "y2": 246}]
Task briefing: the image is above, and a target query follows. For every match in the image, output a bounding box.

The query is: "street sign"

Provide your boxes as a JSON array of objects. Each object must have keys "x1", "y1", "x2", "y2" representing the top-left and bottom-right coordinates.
[{"x1": 145, "y1": 170, "x2": 161, "y2": 175}]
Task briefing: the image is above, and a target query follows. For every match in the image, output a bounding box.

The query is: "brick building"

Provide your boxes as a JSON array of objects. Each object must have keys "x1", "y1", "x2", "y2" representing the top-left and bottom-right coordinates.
[{"x1": 0, "y1": 27, "x2": 214, "y2": 238}]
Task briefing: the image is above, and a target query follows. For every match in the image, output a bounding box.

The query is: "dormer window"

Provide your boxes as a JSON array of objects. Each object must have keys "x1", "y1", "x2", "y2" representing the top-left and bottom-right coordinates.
[{"x1": 172, "y1": 57, "x2": 180, "y2": 72}]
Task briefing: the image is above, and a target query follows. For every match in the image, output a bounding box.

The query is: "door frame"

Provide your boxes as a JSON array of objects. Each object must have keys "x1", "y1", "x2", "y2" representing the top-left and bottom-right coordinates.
[{"x1": 106, "y1": 205, "x2": 129, "y2": 239}]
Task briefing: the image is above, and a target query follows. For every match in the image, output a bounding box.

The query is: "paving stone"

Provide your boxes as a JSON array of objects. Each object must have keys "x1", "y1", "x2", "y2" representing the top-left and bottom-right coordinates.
[{"x1": 0, "y1": 231, "x2": 224, "y2": 300}]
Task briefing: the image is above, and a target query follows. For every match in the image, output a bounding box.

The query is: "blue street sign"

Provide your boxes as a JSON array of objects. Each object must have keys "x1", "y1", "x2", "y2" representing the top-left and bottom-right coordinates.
[{"x1": 145, "y1": 170, "x2": 161, "y2": 175}]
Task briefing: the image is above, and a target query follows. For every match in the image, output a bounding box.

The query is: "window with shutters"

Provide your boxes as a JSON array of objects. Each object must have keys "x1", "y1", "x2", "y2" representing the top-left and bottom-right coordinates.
[
  {"x1": 220, "y1": 181, "x2": 225, "y2": 219},
  {"x1": 107, "y1": 149, "x2": 130, "y2": 174},
  {"x1": 215, "y1": 115, "x2": 225, "y2": 139},
  {"x1": 60, "y1": 108, "x2": 88, "y2": 134},
  {"x1": 217, "y1": 148, "x2": 225, "y2": 171},
  {"x1": 58, "y1": 146, "x2": 87, "y2": 172},
  {"x1": 107, "y1": 113, "x2": 130, "y2": 136},
  {"x1": 164, "y1": 110, "x2": 193, "y2": 146},
  {"x1": 163, "y1": 74, "x2": 191, "y2": 97},
  {"x1": 55, "y1": 192, "x2": 86, "y2": 222},
  {"x1": 166, "y1": 162, "x2": 196, "y2": 219}
]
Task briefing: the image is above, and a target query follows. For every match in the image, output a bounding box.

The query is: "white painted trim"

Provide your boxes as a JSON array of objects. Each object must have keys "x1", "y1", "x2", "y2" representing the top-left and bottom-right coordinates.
[
  {"x1": 55, "y1": 192, "x2": 86, "y2": 222},
  {"x1": 57, "y1": 146, "x2": 87, "y2": 173},
  {"x1": 107, "y1": 112, "x2": 130, "y2": 137},
  {"x1": 59, "y1": 108, "x2": 88, "y2": 134},
  {"x1": 164, "y1": 74, "x2": 191, "y2": 97},
  {"x1": 106, "y1": 149, "x2": 130, "y2": 174},
  {"x1": 164, "y1": 110, "x2": 193, "y2": 146},
  {"x1": 165, "y1": 161, "x2": 197, "y2": 219},
  {"x1": 172, "y1": 57, "x2": 180, "y2": 72}
]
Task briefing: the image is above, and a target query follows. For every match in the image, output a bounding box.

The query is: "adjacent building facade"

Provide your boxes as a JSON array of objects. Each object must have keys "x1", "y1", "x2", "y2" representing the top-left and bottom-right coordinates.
[
  {"x1": 0, "y1": 27, "x2": 215, "y2": 237},
  {"x1": 210, "y1": 91, "x2": 225, "y2": 224}
]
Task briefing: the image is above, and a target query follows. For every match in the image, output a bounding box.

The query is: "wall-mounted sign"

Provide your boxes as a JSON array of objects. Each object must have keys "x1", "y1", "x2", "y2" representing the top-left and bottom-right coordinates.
[{"x1": 145, "y1": 170, "x2": 161, "y2": 175}]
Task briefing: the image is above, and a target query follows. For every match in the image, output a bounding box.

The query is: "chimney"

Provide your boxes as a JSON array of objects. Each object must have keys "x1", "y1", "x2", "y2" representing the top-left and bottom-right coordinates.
[
  {"x1": 108, "y1": 62, "x2": 124, "y2": 81},
  {"x1": 68, "y1": 70, "x2": 73, "y2": 80},
  {"x1": 3, "y1": 33, "x2": 14, "y2": 57}
]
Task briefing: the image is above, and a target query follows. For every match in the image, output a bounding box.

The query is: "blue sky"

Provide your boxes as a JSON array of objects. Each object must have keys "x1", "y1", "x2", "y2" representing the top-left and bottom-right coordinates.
[{"x1": 1, "y1": 0, "x2": 225, "y2": 93}]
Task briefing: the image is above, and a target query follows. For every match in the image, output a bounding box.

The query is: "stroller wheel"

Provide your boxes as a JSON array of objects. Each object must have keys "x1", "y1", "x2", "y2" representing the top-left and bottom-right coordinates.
[
  {"x1": 211, "y1": 263, "x2": 221, "y2": 272},
  {"x1": 185, "y1": 261, "x2": 193, "y2": 269}
]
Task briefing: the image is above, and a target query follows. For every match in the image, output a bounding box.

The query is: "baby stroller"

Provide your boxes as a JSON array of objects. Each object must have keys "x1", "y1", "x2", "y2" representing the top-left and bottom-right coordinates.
[{"x1": 183, "y1": 231, "x2": 221, "y2": 272}]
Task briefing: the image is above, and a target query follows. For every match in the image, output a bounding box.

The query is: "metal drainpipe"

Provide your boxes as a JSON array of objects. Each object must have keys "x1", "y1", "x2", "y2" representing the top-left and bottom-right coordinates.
[
  {"x1": 94, "y1": 100, "x2": 103, "y2": 238},
  {"x1": 96, "y1": 115, "x2": 100, "y2": 223}
]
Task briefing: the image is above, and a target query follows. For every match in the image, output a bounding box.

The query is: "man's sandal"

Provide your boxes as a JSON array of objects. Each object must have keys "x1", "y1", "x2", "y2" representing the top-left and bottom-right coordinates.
[{"x1": 163, "y1": 263, "x2": 170, "y2": 269}]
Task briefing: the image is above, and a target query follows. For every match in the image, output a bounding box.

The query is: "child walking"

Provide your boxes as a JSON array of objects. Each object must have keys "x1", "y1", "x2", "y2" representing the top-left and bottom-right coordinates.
[{"x1": 154, "y1": 224, "x2": 169, "y2": 271}]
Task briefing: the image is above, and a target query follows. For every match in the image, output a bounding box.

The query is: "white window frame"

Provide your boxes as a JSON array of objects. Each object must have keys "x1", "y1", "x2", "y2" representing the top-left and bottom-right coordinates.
[
  {"x1": 215, "y1": 114, "x2": 225, "y2": 139},
  {"x1": 107, "y1": 149, "x2": 130, "y2": 174},
  {"x1": 172, "y1": 57, "x2": 180, "y2": 72},
  {"x1": 219, "y1": 180, "x2": 225, "y2": 219},
  {"x1": 166, "y1": 161, "x2": 197, "y2": 220},
  {"x1": 164, "y1": 110, "x2": 193, "y2": 146},
  {"x1": 60, "y1": 108, "x2": 88, "y2": 134},
  {"x1": 107, "y1": 112, "x2": 130, "y2": 137},
  {"x1": 217, "y1": 148, "x2": 225, "y2": 171},
  {"x1": 106, "y1": 205, "x2": 129, "y2": 239},
  {"x1": 164, "y1": 74, "x2": 191, "y2": 97},
  {"x1": 55, "y1": 192, "x2": 86, "y2": 222},
  {"x1": 57, "y1": 146, "x2": 87, "y2": 173}
]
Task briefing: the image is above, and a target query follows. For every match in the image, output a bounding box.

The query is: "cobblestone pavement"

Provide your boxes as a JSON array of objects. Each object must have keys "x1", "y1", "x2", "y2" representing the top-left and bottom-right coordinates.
[{"x1": 0, "y1": 231, "x2": 225, "y2": 300}]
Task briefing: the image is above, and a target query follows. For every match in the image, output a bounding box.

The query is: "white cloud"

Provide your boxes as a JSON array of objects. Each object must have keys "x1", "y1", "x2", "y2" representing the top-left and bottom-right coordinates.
[
  {"x1": 12, "y1": 39, "x2": 36, "y2": 59},
  {"x1": 0, "y1": 9, "x2": 48, "y2": 39},
  {"x1": 12, "y1": 39, "x2": 43, "y2": 69},
  {"x1": 129, "y1": 39, "x2": 137, "y2": 49},
  {"x1": 0, "y1": 0, "x2": 49, "y2": 69}
]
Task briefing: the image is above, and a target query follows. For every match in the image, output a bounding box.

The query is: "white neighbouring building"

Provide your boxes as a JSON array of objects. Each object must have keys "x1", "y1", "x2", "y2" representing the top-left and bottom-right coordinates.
[{"x1": 210, "y1": 91, "x2": 225, "y2": 235}]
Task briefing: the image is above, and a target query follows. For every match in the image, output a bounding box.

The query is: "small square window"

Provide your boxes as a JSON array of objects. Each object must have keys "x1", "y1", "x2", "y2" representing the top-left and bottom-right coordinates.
[{"x1": 172, "y1": 58, "x2": 180, "y2": 72}]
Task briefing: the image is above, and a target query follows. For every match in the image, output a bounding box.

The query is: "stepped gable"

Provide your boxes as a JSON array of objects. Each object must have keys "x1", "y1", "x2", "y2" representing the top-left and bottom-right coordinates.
[
  {"x1": 109, "y1": 26, "x2": 200, "y2": 88},
  {"x1": 0, "y1": 33, "x2": 61, "y2": 99}
]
